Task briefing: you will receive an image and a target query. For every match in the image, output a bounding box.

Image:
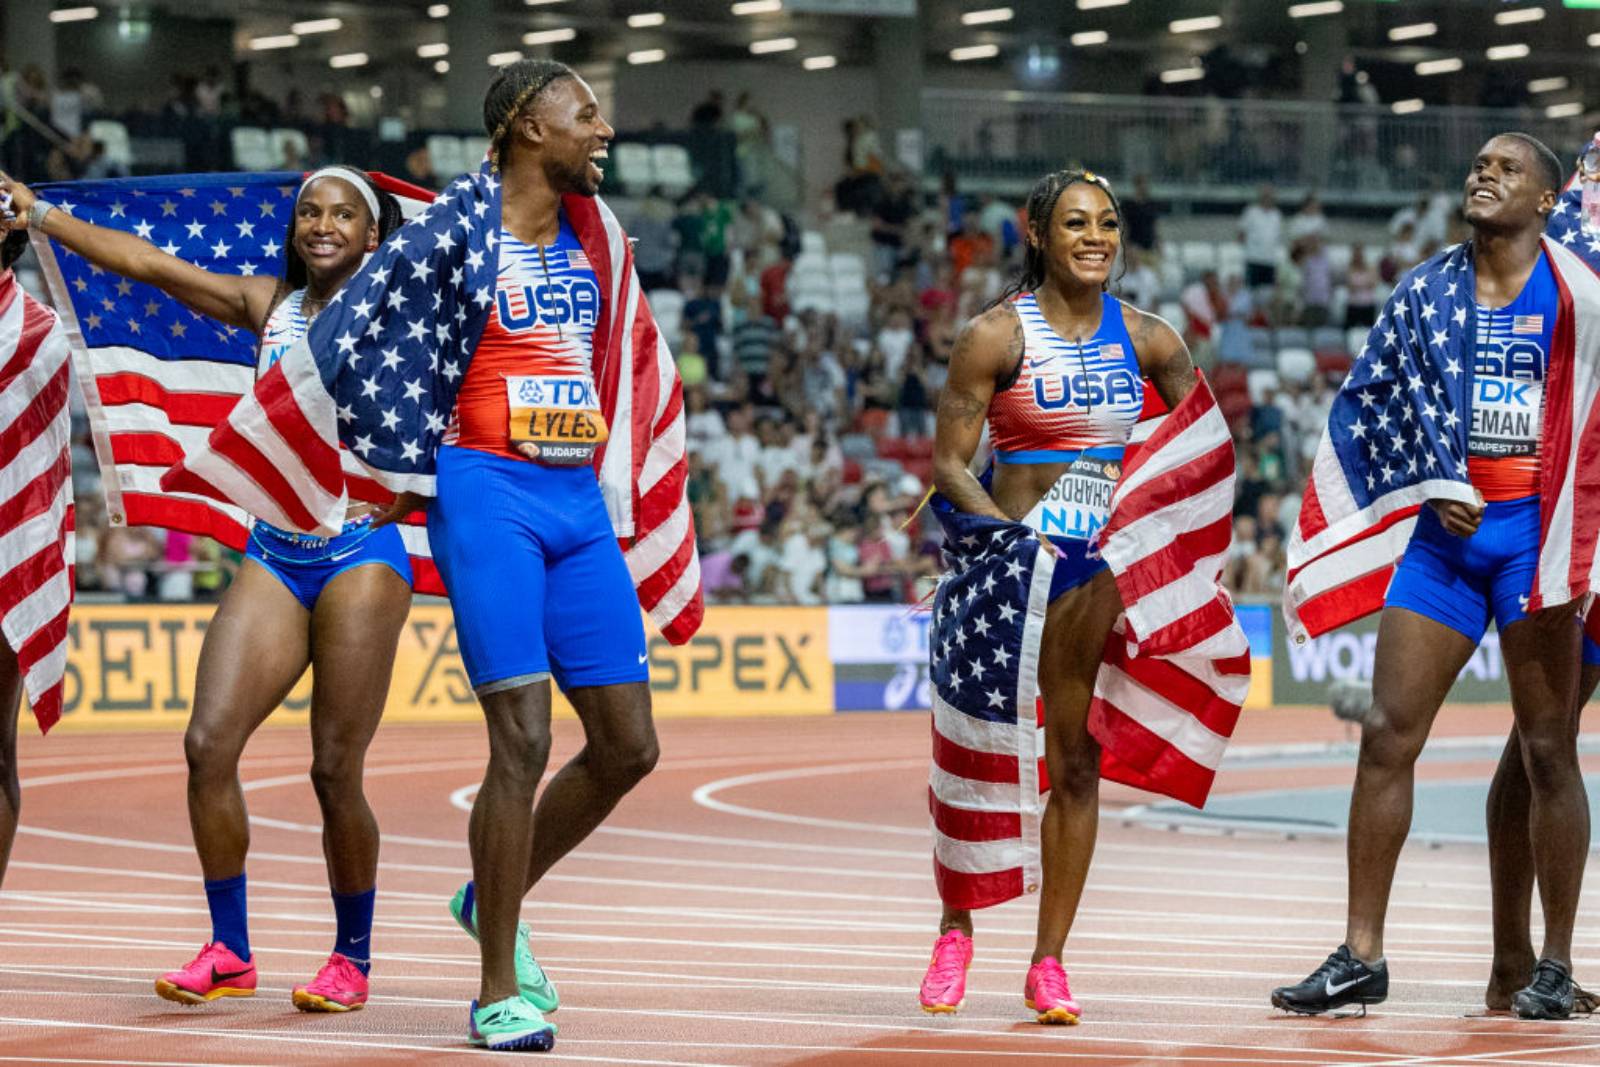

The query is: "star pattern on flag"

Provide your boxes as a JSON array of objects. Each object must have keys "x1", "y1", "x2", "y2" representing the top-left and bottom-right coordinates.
[
  {"x1": 47, "y1": 176, "x2": 295, "y2": 367},
  {"x1": 930, "y1": 519, "x2": 1038, "y2": 717}
]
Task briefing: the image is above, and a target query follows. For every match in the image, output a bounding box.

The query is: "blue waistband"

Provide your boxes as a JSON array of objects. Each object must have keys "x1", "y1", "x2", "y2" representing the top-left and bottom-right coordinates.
[
  {"x1": 996, "y1": 445, "x2": 1125, "y2": 465},
  {"x1": 250, "y1": 515, "x2": 377, "y2": 563}
]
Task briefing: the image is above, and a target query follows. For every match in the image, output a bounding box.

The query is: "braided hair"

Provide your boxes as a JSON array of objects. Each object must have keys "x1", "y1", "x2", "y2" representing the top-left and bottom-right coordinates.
[
  {"x1": 260, "y1": 167, "x2": 404, "y2": 334},
  {"x1": 483, "y1": 59, "x2": 577, "y2": 172},
  {"x1": 994, "y1": 168, "x2": 1125, "y2": 306}
]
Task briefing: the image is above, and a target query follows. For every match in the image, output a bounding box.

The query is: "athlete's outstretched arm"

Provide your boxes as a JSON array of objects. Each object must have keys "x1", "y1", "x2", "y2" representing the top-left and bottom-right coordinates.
[
  {"x1": 1125, "y1": 305, "x2": 1197, "y2": 410},
  {"x1": 933, "y1": 303, "x2": 1022, "y2": 521},
  {"x1": 0, "y1": 175, "x2": 276, "y2": 333}
]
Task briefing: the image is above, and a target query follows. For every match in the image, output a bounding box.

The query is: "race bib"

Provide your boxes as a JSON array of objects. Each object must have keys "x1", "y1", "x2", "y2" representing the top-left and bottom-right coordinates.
[
  {"x1": 1468, "y1": 374, "x2": 1542, "y2": 459},
  {"x1": 506, "y1": 374, "x2": 609, "y2": 466},
  {"x1": 1020, "y1": 453, "x2": 1122, "y2": 541}
]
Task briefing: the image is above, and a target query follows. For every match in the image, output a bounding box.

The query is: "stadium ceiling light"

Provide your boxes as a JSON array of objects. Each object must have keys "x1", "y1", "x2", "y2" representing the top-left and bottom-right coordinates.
[
  {"x1": 487, "y1": 50, "x2": 524, "y2": 65},
  {"x1": 1529, "y1": 76, "x2": 1569, "y2": 93},
  {"x1": 961, "y1": 7, "x2": 1014, "y2": 25},
  {"x1": 750, "y1": 36, "x2": 798, "y2": 53},
  {"x1": 1494, "y1": 7, "x2": 1545, "y2": 25},
  {"x1": 1077, "y1": 0, "x2": 1129, "y2": 8},
  {"x1": 1170, "y1": 15, "x2": 1223, "y2": 34},
  {"x1": 329, "y1": 52, "x2": 368, "y2": 68},
  {"x1": 1070, "y1": 30, "x2": 1109, "y2": 46},
  {"x1": 1288, "y1": 1, "x2": 1342, "y2": 17},
  {"x1": 1415, "y1": 57, "x2": 1463, "y2": 75},
  {"x1": 249, "y1": 34, "x2": 299, "y2": 50},
  {"x1": 803, "y1": 55, "x2": 837, "y2": 70},
  {"x1": 950, "y1": 43, "x2": 1001, "y2": 61},
  {"x1": 627, "y1": 12, "x2": 665, "y2": 27},
  {"x1": 1391, "y1": 98, "x2": 1425, "y2": 114},
  {"x1": 1547, "y1": 102, "x2": 1584, "y2": 118},
  {"x1": 1485, "y1": 43, "x2": 1530, "y2": 60},
  {"x1": 628, "y1": 48, "x2": 667, "y2": 64},
  {"x1": 433, "y1": 59, "x2": 450, "y2": 73},
  {"x1": 48, "y1": 6, "x2": 98, "y2": 22},
  {"x1": 1159, "y1": 65, "x2": 1205, "y2": 83},
  {"x1": 428, "y1": 4, "x2": 449, "y2": 16},
  {"x1": 523, "y1": 27, "x2": 576, "y2": 45},
  {"x1": 525, "y1": 0, "x2": 570, "y2": 5},
  {"x1": 290, "y1": 17, "x2": 341, "y2": 34},
  {"x1": 417, "y1": 42, "x2": 449, "y2": 58},
  {"x1": 732, "y1": 0, "x2": 783, "y2": 13},
  {"x1": 1388, "y1": 22, "x2": 1437, "y2": 42},
  {"x1": 1591, "y1": 32, "x2": 1600, "y2": 46}
]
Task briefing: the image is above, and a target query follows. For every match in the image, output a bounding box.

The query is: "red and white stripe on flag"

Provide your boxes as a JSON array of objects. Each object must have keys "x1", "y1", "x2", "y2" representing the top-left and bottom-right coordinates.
[
  {"x1": 33, "y1": 173, "x2": 443, "y2": 593},
  {"x1": 0, "y1": 273, "x2": 75, "y2": 733},
  {"x1": 1092, "y1": 378, "x2": 1250, "y2": 807}
]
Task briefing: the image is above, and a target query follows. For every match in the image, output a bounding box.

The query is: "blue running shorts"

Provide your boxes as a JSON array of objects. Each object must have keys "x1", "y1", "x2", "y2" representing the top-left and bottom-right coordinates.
[
  {"x1": 426, "y1": 444, "x2": 648, "y2": 695},
  {"x1": 1386, "y1": 495, "x2": 1543, "y2": 643},
  {"x1": 246, "y1": 515, "x2": 412, "y2": 612}
]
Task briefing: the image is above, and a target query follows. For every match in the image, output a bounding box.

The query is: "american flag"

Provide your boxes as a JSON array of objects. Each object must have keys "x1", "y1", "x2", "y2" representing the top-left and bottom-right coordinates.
[
  {"x1": 27, "y1": 171, "x2": 444, "y2": 589},
  {"x1": 929, "y1": 380, "x2": 1249, "y2": 910},
  {"x1": 0, "y1": 270, "x2": 74, "y2": 732},
  {"x1": 1284, "y1": 185, "x2": 1600, "y2": 642},
  {"x1": 162, "y1": 163, "x2": 704, "y2": 644}
]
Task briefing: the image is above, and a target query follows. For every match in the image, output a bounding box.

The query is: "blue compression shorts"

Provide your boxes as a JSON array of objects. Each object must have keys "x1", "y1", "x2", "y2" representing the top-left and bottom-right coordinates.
[
  {"x1": 427, "y1": 444, "x2": 648, "y2": 695},
  {"x1": 1045, "y1": 537, "x2": 1108, "y2": 602},
  {"x1": 245, "y1": 515, "x2": 412, "y2": 611},
  {"x1": 1387, "y1": 494, "x2": 1599, "y2": 662}
]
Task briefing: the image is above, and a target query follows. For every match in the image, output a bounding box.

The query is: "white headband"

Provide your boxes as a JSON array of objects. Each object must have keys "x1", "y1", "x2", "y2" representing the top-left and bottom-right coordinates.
[{"x1": 297, "y1": 167, "x2": 381, "y2": 223}]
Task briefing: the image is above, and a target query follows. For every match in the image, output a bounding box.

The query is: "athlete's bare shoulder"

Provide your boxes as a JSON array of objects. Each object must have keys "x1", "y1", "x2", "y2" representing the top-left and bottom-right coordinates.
[
  {"x1": 1118, "y1": 298, "x2": 1196, "y2": 408},
  {"x1": 950, "y1": 299, "x2": 1024, "y2": 379}
]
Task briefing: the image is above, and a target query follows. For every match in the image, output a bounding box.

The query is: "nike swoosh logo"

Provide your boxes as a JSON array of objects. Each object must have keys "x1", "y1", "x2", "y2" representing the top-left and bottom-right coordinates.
[
  {"x1": 350, "y1": 934, "x2": 369, "y2": 944},
  {"x1": 1325, "y1": 975, "x2": 1367, "y2": 997},
  {"x1": 211, "y1": 966, "x2": 252, "y2": 983},
  {"x1": 637, "y1": 652, "x2": 648, "y2": 664}
]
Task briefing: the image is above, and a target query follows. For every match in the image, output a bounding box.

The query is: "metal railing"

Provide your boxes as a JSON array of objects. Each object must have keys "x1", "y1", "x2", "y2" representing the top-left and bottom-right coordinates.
[{"x1": 923, "y1": 89, "x2": 1589, "y2": 204}]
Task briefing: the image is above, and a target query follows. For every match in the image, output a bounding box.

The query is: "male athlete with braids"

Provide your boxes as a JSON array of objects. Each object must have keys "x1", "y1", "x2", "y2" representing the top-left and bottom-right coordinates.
[
  {"x1": 920, "y1": 169, "x2": 1197, "y2": 1022},
  {"x1": 389, "y1": 60, "x2": 660, "y2": 1051}
]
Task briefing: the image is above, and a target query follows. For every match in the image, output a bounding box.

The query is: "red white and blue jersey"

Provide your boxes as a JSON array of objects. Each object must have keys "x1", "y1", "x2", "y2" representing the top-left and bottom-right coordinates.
[
  {"x1": 258, "y1": 289, "x2": 309, "y2": 372},
  {"x1": 445, "y1": 213, "x2": 605, "y2": 463},
  {"x1": 987, "y1": 291, "x2": 1145, "y2": 461},
  {"x1": 1468, "y1": 251, "x2": 1555, "y2": 502}
]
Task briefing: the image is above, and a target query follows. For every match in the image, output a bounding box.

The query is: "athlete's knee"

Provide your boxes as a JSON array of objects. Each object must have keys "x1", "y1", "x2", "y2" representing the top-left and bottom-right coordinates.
[
  {"x1": 1358, "y1": 703, "x2": 1429, "y2": 769},
  {"x1": 183, "y1": 721, "x2": 240, "y2": 783},
  {"x1": 598, "y1": 734, "x2": 658, "y2": 794},
  {"x1": 308, "y1": 746, "x2": 364, "y2": 806},
  {"x1": 1047, "y1": 735, "x2": 1100, "y2": 801},
  {"x1": 1519, "y1": 728, "x2": 1581, "y2": 792},
  {"x1": 488, "y1": 719, "x2": 552, "y2": 784}
]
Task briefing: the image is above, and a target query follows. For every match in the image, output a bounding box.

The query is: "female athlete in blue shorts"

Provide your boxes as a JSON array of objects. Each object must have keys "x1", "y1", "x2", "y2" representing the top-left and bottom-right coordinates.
[
  {"x1": 1, "y1": 166, "x2": 410, "y2": 1012},
  {"x1": 923, "y1": 170, "x2": 1198, "y2": 1023}
]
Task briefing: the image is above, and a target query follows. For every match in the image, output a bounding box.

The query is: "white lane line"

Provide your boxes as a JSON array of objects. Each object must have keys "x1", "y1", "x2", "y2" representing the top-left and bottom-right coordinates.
[
  {"x1": 1370, "y1": 1042, "x2": 1600, "y2": 1066},
  {"x1": 689, "y1": 759, "x2": 929, "y2": 834},
  {"x1": 0, "y1": 1058, "x2": 276, "y2": 1067},
  {"x1": 0, "y1": 1018, "x2": 731, "y2": 1067}
]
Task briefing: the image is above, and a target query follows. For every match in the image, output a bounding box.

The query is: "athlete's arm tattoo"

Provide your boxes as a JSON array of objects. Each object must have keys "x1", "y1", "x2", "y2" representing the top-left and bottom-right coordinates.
[
  {"x1": 1133, "y1": 309, "x2": 1197, "y2": 411},
  {"x1": 932, "y1": 307, "x2": 1017, "y2": 521}
]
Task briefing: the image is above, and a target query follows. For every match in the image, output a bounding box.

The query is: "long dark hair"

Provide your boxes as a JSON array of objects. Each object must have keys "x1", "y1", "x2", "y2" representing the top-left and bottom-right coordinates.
[
  {"x1": 994, "y1": 168, "x2": 1126, "y2": 307},
  {"x1": 260, "y1": 166, "x2": 403, "y2": 334},
  {"x1": 483, "y1": 58, "x2": 577, "y2": 172}
]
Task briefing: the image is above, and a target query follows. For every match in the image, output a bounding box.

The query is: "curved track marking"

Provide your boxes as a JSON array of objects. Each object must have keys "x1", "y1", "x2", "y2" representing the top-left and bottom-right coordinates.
[{"x1": 689, "y1": 759, "x2": 929, "y2": 834}]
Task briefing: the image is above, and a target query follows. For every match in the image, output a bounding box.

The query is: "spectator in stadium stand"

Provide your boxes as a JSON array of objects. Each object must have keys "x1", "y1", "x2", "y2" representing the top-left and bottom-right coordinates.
[
  {"x1": 1287, "y1": 193, "x2": 1329, "y2": 249},
  {"x1": 871, "y1": 170, "x2": 918, "y2": 280},
  {"x1": 680, "y1": 275, "x2": 724, "y2": 377},
  {"x1": 1344, "y1": 244, "x2": 1380, "y2": 328},
  {"x1": 1121, "y1": 174, "x2": 1161, "y2": 253},
  {"x1": 947, "y1": 210, "x2": 995, "y2": 280},
  {"x1": 689, "y1": 88, "x2": 724, "y2": 129},
  {"x1": 1238, "y1": 183, "x2": 1285, "y2": 293},
  {"x1": 1298, "y1": 236, "x2": 1333, "y2": 328}
]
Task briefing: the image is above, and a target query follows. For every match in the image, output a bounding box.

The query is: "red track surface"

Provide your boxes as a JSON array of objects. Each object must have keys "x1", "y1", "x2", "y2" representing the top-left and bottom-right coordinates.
[{"x1": 5, "y1": 708, "x2": 1600, "y2": 1065}]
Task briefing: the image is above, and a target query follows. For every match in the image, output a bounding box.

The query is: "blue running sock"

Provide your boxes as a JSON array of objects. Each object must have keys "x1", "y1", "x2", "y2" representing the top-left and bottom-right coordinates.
[
  {"x1": 203, "y1": 873, "x2": 250, "y2": 961},
  {"x1": 332, "y1": 888, "x2": 375, "y2": 974}
]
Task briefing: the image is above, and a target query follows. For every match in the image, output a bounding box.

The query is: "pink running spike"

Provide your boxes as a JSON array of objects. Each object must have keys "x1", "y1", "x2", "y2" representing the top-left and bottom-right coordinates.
[
  {"x1": 1025, "y1": 956, "x2": 1081, "y2": 1024},
  {"x1": 919, "y1": 930, "x2": 974, "y2": 1013},
  {"x1": 293, "y1": 952, "x2": 370, "y2": 1012},
  {"x1": 154, "y1": 942, "x2": 257, "y2": 1005}
]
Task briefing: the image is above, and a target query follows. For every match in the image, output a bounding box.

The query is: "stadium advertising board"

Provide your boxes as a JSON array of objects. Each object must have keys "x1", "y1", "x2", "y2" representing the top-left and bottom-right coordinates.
[
  {"x1": 1270, "y1": 610, "x2": 1511, "y2": 705},
  {"x1": 40, "y1": 604, "x2": 834, "y2": 731}
]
